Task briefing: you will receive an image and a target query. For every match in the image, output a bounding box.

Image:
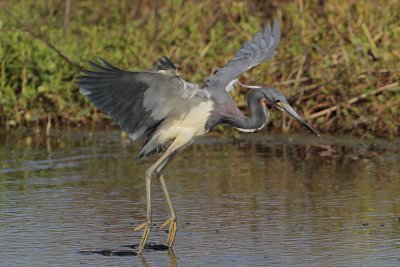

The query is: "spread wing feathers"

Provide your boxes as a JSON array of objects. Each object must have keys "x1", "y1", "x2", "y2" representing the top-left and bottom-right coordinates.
[
  {"x1": 204, "y1": 18, "x2": 280, "y2": 91},
  {"x1": 76, "y1": 57, "x2": 207, "y2": 141},
  {"x1": 153, "y1": 56, "x2": 177, "y2": 71}
]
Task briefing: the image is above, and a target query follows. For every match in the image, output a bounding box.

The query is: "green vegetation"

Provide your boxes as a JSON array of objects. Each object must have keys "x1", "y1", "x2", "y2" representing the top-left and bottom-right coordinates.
[{"x1": 0, "y1": 0, "x2": 399, "y2": 137}]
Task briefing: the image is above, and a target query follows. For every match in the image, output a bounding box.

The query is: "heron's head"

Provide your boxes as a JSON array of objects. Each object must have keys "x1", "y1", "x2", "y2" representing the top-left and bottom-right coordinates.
[{"x1": 262, "y1": 87, "x2": 319, "y2": 137}]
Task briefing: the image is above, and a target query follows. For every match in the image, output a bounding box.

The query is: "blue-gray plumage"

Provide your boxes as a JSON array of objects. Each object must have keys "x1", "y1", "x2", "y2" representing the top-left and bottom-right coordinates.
[{"x1": 76, "y1": 18, "x2": 318, "y2": 254}]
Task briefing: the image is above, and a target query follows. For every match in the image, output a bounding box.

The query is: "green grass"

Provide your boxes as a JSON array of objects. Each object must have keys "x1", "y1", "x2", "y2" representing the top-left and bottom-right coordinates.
[{"x1": 0, "y1": 0, "x2": 399, "y2": 137}]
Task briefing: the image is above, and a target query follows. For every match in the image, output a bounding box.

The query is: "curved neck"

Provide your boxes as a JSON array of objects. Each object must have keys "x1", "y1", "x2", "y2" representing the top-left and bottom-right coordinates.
[{"x1": 234, "y1": 90, "x2": 270, "y2": 132}]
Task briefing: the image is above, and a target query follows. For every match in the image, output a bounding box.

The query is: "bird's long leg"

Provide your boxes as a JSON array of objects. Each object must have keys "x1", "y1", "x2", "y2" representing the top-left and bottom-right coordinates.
[
  {"x1": 133, "y1": 167, "x2": 153, "y2": 254},
  {"x1": 134, "y1": 133, "x2": 193, "y2": 254},
  {"x1": 158, "y1": 174, "x2": 177, "y2": 247},
  {"x1": 155, "y1": 137, "x2": 192, "y2": 248},
  {"x1": 156, "y1": 155, "x2": 178, "y2": 247}
]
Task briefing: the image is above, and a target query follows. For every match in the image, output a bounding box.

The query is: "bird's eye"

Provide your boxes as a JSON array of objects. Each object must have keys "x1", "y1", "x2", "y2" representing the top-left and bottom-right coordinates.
[{"x1": 275, "y1": 99, "x2": 281, "y2": 103}]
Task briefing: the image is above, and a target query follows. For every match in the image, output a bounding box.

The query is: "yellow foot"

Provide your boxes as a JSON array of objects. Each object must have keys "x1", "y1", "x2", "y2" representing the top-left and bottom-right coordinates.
[
  {"x1": 160, "y1": 217, "x2": 178, "y2": 247},
  {"x1": 134, "y1": 221, "x2": 151, "y2": 254}
]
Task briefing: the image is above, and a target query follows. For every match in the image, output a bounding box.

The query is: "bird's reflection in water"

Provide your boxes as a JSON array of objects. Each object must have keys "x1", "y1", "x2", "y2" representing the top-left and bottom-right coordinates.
[
  {"x1": 168, "y1": 249, "x2": 178, "y2": 267},
  {"x1": 139, "y1": 249, "x2": 177, "y2": 267},
  {"x1": 137, "y1": 254, "x2": 149, "y2": 267}
]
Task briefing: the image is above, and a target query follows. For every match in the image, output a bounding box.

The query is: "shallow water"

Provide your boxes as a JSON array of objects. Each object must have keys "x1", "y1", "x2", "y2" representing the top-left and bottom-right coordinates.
[{"x1": 0, "y1": 131, "x2": 399, "y2": 267}]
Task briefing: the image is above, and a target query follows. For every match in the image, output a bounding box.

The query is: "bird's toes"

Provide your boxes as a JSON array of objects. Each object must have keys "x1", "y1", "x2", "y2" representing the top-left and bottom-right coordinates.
[{"x1": 134, "y1": 221, "x2": 150, "y2": 231}]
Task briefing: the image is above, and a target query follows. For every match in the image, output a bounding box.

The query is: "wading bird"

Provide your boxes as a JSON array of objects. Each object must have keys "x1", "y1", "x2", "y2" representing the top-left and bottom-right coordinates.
[{"x1": 77, "y1": 18, "x2": 319, "y2": 254}]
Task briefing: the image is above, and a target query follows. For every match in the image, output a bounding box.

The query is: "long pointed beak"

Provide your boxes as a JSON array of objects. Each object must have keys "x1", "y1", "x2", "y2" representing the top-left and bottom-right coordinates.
[{"x1": 279, "y1": 102, "x2": 320, "y2": 137}]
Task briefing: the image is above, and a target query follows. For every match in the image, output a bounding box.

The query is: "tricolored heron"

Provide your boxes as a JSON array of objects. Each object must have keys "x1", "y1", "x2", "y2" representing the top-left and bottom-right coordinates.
[{"x1": 77, "y1": 18, "x2": 319, "y2": 254}]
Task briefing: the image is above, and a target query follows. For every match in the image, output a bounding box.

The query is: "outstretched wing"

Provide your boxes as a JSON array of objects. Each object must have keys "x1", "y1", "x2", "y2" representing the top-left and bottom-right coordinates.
[
  {"x1": 76, "y1": 57, "x2": 208, "y2": 141},
  {"x1": 204, "y1": 18, "x2": 280, "y2": 91}
]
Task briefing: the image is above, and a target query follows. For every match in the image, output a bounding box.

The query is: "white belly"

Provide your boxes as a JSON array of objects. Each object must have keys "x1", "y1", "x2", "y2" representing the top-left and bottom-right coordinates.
[
  {"x1": 140, "y1": 99, "x2": 214, "y2": 155},
  {"x1": 157, "y1": 99, "x2": 214, "y2": 140}
]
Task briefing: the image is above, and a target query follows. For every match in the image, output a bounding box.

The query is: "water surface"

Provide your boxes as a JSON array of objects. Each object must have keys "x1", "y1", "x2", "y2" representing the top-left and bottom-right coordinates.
[{"x1": 0, "y1": 132, "x2": 399, "y2": 266}]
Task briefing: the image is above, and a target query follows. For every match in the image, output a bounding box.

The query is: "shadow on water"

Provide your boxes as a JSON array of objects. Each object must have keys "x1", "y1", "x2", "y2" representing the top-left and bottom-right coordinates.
[
  {"x1": 79, "y1": 242, "x2": 168, "y2": 256},
  {"x1": 0, "y1": 131, "x2": 399, "y2": 266},
  {"x1": 80, "y1": 249, "x2": 138, "y2": 256}
]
